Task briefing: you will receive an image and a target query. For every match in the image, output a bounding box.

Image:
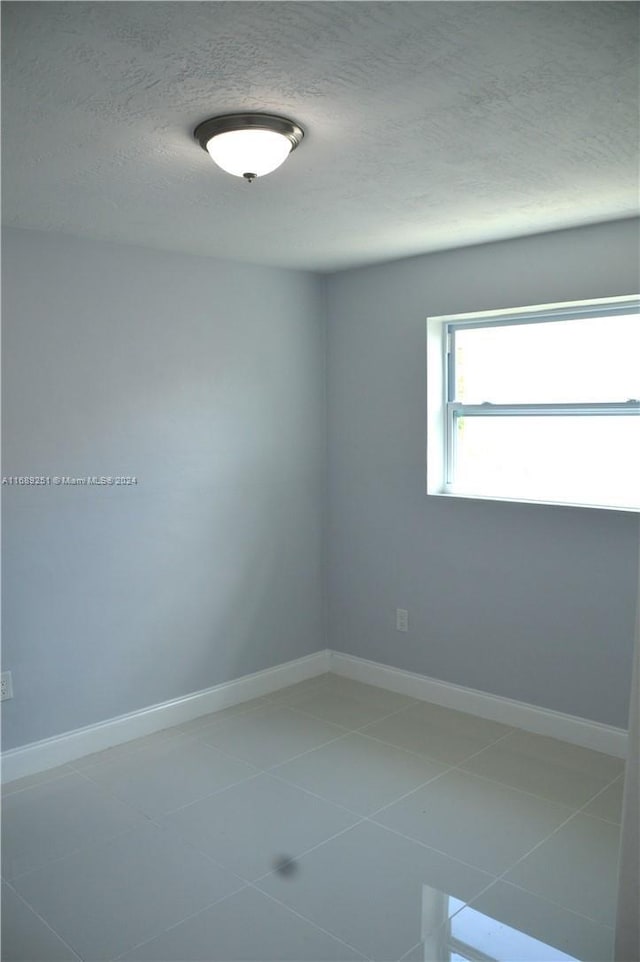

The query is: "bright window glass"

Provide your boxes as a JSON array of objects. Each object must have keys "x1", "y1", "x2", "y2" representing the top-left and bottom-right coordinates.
[
  {"x1": 454, "y1": 313, "x2": 640, "y2": 404},
  {"x1": 427, "y1": 296, "x2": 640, "y2": 511},
  {"x1": 454, "y1": 414, "x2": 640, "y2": 509}
]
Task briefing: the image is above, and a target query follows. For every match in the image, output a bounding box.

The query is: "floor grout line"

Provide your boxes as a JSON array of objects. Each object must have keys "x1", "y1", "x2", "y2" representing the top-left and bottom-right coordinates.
[
  {"x1": 264, "y1": 770, "x2": 369, "y2": 819},
  {"x1": 1, "y1": 766, "x2": 77, "y2": 797},
  {"x1": 365, "y1": 765, "x2": 457, "y2": 819},
  {"x1": 349, "y1": 723, "x2": 517, "y2": 773},
  {"x1": 260, "y1": 733, "x2": 355, "y2": 768},
  {"x1": 288, "y1": 695, "x2": 421, "y2": 731},
  {"x1": 574, "y1": 771, "x2": 625, "y2": 823},
  {"x1": 3, "y1": 877, "x2": 85, "y2": 961},
  {"x1": 363, "y1": 731, "x2": 622, "y2": 821},
  {"x1": 495, "y1": 767, "x2": 625, "y2": 880},
  {"x1": 83, "y1": 766, "x2": 267, "y2": 821},
  {"x1": 108, "y1": 883, "x2": 251, "y2": 961},
  {"x1": 5, "y1": 820, "x2": 154, "y2": 885},
  {"x1": 479, "y1": 770, "x2": 625, "y2": 928},
  {"x1": 448, "y1": 764, "x2": 624, "y2": 813},
  {"x1": 361, "y1": 730, "x2": 536, "y2": 821},
  {"x1": 247, "y1": 882, "x2": 370, "y2": 960},
  {"x1": 482, "y1": 877, "x2": 618, "y2": 931},
  {"x1": 359, "y1": 815, "x2": 503, "y2": 881},
  {"x1": 251, "y1": 817, "x2": 368, "y2": 885},
  {"x1": 443, "y1": 765, "x2": 578, "y2": 810},
  {"x1": 449, "y1": 726, "x2": 517, "y2": 760}
]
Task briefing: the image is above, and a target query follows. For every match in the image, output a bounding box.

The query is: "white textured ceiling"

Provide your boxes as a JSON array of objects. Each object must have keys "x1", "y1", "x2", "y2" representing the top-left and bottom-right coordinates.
[{"x1": 2, "y1": 1, "x2": 638, "y2": 272}]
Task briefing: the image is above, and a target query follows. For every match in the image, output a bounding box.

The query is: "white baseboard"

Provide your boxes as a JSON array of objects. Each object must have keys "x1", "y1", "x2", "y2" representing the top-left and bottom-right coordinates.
[
  {"x1": 2, "y1": 646, "x2": 627, "y2": 783},
  {"x1": 1, "y1": 650, "x2": 331, "y2": 784},
  {"x1": 329, "y1": 652, "x2": 628, "y2": 758}
]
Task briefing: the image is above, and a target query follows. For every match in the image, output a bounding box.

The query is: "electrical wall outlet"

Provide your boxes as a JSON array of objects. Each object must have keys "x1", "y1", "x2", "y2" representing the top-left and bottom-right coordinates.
[
  {"x1": 1, "y1": 671, "x2": 14, "y2": 701},
  {"x1": 396, "y1": 608, "x2": 409, "y2": 632}
]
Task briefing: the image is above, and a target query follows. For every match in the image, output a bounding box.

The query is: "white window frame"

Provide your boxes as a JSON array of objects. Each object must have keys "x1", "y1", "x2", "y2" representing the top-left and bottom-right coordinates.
[{"x1": 426, "y1": 294, "x2": 640, "y2": 512}]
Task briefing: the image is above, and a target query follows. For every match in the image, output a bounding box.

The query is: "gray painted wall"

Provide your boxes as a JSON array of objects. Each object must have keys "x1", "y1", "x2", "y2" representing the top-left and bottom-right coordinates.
[
  {"x1": 3, "y1": 218, "x2": 638, "y2": 751},
  {"x1": 2, "y1": 228, "x2": 327, "y2": 750},
  {"x1": 615, "y1": 552, "x2": 639, "y2": 958},
  {"x1": 326, "y1": 219, "x2": 640, "y2": 729}
]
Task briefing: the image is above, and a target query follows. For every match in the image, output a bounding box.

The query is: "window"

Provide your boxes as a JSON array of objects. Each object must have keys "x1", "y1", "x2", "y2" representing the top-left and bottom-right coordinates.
[{"x1": 427, "y1": 295, "x2": 640, "y2": 511}]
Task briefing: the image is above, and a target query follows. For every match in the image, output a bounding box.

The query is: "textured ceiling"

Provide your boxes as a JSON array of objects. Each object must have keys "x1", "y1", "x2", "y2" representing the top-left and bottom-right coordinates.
[{"x1": 2, "y1": 1, "x2": 638, "y2": 272}]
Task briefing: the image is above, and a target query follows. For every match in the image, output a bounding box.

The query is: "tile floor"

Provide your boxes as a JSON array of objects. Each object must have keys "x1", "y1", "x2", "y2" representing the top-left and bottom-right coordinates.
[{"x1": 1, "y1": 673, "x2": 625, "y2": 961}]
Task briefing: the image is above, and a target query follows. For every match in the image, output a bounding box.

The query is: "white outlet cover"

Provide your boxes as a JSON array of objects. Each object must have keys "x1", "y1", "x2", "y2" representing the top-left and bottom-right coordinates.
[
  {"x1": 1, "y1": 671, "x2": 14, "y2": 700},
  {"x1": 396, "y1": 609, "x2": 409, "y2": 632}
]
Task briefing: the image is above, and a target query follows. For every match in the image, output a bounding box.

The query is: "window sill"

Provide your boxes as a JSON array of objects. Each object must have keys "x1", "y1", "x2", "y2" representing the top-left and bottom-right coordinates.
[{"x1": 427, "y1": 489, "x2": 640, "y2": 514}]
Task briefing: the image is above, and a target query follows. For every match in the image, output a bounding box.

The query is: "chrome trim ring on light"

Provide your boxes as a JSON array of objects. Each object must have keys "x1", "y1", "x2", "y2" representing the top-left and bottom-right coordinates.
[{"x1": 194, "y1": 113, "x2": 305, "y2": 152}]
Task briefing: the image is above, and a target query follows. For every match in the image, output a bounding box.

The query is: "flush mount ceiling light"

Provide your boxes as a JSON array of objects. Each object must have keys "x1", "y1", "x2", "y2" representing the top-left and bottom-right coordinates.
[{"x1": 194, "y1": 113, "x2": 304, "y2": 183}]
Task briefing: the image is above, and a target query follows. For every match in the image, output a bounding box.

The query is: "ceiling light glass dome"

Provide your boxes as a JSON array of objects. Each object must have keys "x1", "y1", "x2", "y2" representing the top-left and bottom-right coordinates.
[{"x1": 194, "y1": 113, "x2": 304, "y2": 183}]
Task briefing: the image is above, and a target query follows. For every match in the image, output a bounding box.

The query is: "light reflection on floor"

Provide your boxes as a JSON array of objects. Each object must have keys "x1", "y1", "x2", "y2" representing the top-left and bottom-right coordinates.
[{"x1": 418, "y1": 885, "x2": 581, "y2": 961}]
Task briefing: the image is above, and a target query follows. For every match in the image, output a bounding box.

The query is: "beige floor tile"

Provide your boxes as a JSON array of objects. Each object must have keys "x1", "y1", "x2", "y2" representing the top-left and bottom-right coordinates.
[
  {"x1": 362, "y1": 701, "x2": 512, "y2": 764},
  {"x1": 373, "y1": 768, "x2": 573, "y2": 875},
  {"x1": 504, "y1": 813, "x2": 621, "y2": 926},
  {"x1": 124, "y1": 886, "x2": 364, "y2": 961},
  {"x1": 273, "y1": 731, "x2": 446, "y2": 815},
  {"x1": 161, "y1": 771, "x2": 358, "y2": 881},
  {"x1": 461, "y1": 730, "x2": 624, "y2": 807},
  {"x1": 197, "y1": 704, "x2": 348, "y2": 767}
]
